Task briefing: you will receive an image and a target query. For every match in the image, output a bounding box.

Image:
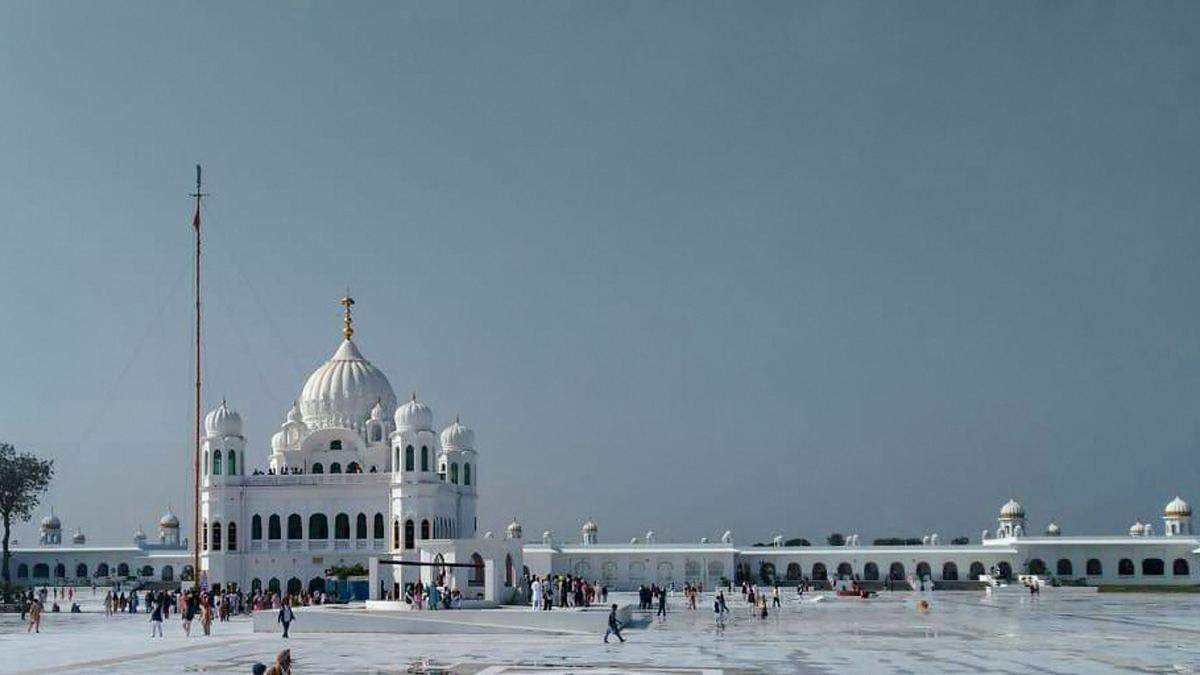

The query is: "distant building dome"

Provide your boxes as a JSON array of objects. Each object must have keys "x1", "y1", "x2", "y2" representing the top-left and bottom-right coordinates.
[
  {"x1": 1045, "y1": 522, "x2": 1061, "y2": 536},
  {"x1": 159, "y1": 509, "x2": 180, "y2": 529},
  {"x1": 541, "y1": 530, "x2": 553, "y2": 545},
  {"x1": 40, "y1": 513, "x2": 61, "y2": 530},
  {"x1": 999, "y1": 499, "x2": 1025, "y2": 520},
  {"x1": 300, "y1": 339, "x2": 397, "y2": 430},
  {"x1": 506, "y1": 518, "x2": 523, "y2": 540},
  {"x1": 1165, "y1": 496, "x2": 1192, "y2": 517},
  {"x1": 1129, "y1": 521, "x2": 1145, "y2": 536},
  {"x1": 204, "y1": 399, "x2": 243, "y2": 437},
  {"x1": 395, "y1": 393, "x2": 434, "y2": 432},
  {"x1": 133, "y1": 525, "x2": 147, "y2": 542},
  {"x1": 700, "y1": 537, "x2": 710, "y2": 544},
  {"x1": 71, "y1": 529, "x2": 86, "y2": 545},
  {"x1": 440, "y1": 418, "x2": 475, "y2": 451}
]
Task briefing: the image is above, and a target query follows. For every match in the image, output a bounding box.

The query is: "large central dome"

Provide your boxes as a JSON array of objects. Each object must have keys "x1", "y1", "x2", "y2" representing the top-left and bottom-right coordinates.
[{"x1": 299, "y1": 339, "x2": 397, "y2": 430}]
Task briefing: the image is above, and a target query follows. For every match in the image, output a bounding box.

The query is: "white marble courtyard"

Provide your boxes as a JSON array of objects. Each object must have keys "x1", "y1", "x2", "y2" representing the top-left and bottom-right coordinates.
[{"x1": 4, "y1": 590, "x2": 1200, "y2": 673}]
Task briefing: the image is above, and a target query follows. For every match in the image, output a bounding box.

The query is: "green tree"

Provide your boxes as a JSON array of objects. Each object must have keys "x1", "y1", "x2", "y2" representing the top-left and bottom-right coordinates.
[
  {"x1": 0, "y1": 443, "x2": 54, "y2": 586},
  {"x1": 826, "y1": 532, "x2": 845, "y2": 546},
  {"x1": 784, "y1": 538, "x2": 810, "y2": 547}
]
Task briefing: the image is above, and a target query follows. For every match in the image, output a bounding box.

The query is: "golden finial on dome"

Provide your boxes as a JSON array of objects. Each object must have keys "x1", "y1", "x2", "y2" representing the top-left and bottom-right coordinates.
[{"x1": 340, "y1": 291, "x2": 355, "y2": 340}]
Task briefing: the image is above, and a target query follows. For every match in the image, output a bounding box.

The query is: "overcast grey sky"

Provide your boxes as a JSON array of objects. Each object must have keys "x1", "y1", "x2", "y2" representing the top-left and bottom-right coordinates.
[{"x1": 1, "y1": 1, "x2": 1198, "y2": 546}]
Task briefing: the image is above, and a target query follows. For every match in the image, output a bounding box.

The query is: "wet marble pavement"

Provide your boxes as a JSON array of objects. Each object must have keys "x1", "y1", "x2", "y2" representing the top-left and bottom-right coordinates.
[{"x1": 3, "y1": 590, "x2": 1200, "y2": 673}]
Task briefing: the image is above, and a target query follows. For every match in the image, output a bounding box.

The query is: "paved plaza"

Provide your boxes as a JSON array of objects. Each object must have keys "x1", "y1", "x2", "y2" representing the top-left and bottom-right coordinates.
[{"x1": 4, "y1": 590, "x2": 1200, "y2": 673}]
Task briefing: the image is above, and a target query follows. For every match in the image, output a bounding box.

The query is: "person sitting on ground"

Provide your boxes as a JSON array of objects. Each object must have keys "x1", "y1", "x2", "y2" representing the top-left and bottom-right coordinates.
[{"x1": 264, "y1": 648, "x2": 292, "y2": 675}]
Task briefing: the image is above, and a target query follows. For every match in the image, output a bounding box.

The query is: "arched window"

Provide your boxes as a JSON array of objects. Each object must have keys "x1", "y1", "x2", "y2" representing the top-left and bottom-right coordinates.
[
  {"x1": 213, "y1": 449, "x2": 222, "y2": 475},
  {"x1": 161, "y1": 565, "x2": 174, "y2": 581},
  {"x1": 312, "y1": 463, "x2": 324, "y2": 474},
  {"x1": 889, "y1": 562, "x2": 906, "y2": 580},
  {"x1": 95, "y1": 562, "x2": 109, "y2": 577},
  {"x1": 997, "y1": 562, "x2": 1013, "y2": 580},
  {"x1": 117, "y1": 563, "x2": 129, "y2": 577},
  {"x1": 1056, "y1": 558, "x2": 1073, "y2": 576},
  {"x1": 335, "y1": 513, "x2": 350, "y2": 540},
  {"x1": 916, "y1": 561, "x2": 931, "y2": 579},
  {"x1": 269, "y1": 577, "x2": 281, "y2": 594},
  {"x1": 1118, "y1": 558, "x2": 1134, "y2": 576},
  {"x1": 464, "y1": 463, "x2": 471, "y2": 486},
  {"x1": 203, "y1": 450, "x2": 209, "y2": 475},
  {"x1": 505, "y1": 554, "x2": 515, "y2": 587},
  {"x1": 1174, "y1": 558, "x2": 1190, "y2": 576},
  {"x1": 202, "y1": 521, "x2": 208, "y2": 550},
  {"x1": 227, "y1": 521, "x2": 237, "y2": 551},
  {"x1": 140, "y1": 565, "x2": 154, "y2": 578},
  {"x1": 942, "y1": 561, "x2": 958, "y2": 581},
  {"x1": 287, "y1": 577, "x2": 302, "y2": 595},
  {"x1": 356, "y1": 513, "x2": 367, "y2": 540},
  {"x1": 329, "y1": 440, "x2": 342, "y2": 451},
  {"x1": 212, "y1": 521, "x2": 222, "y2": 550},
  {"x1": 251, "y1": 578, "x2": 262, "y2": 593},
  {"x1": 330, "y1": 462, "x2": 342, "y2": 474},
  {"x1": 837, "y1": 562, "x2": 853, "y2": 579},
  {"x1": 864, "y1": 562, "x2": 880, "y2": 580},
  {"x1": 17, "y1": 563, "x2": 28, "y2": 578},
  {"x1": 252, "y1": 515, "x2": 263, "y2": 540},
  {"x1": 421, "y1": 519, "x2": 430, "y2": 540},
  {"x1": 54, "y1": 563, "x2": 65, "y2": 578},
  {"x1": 450, "y1": 463, "x2": 459, "y2": 484},
  {"x1": 182, "y1": 565, "x2": 194, "y2": 581},
  {"x1": 1087, "y1": 558, "x2": 1102, "y2": 576},
  {"x1": 786, "y1": 562, "x2": 803, "y2": 581},
  {"x1": 228, "y1": 450, "x2": 237, "y2": 475},
  {"x1": 405, "y1": 445, "x2": 414, "y2": 471},
  {"x1": 393, "y1": 519, "x2": 401, "y2": 549},
  {"x1": 347, "y1": 462, "x2": 361, "y2": 474},
  {"x1": 269, "y1": 515, "x2": 282, "y2": 540},
  {"x1": 1028, "y1": 558, "x2": 1046, "y2": 575},
  {"x1": 309, "y1": 513, "x2": 329, "y2": 539},
  {"x1": 470, "y1": 553, "x2": 485, "y2": 586},
  {"x1": 421, "y1": 446, "x2": 429, "y2": 471},
  {"x1": 371, "y1": 426, "x2": 382, "y2": 443},
  {"x1": 75, "y1": 563, "x2": 88, "y2": 578},
  {"x1": 1142, "y1": 558, "x2": 1165, "y2": 576},
  {"x1": 812, "y1": 562, "x2": 828, "y2": 580},
  {"x1": 309, "y1": 577, "x2": 326, "y2": 593},
  {"x1": 373, "y1": 513, "x2": 385, "y2": 540},
  {"x1": 969, "y1": 562, "x2": 986, "y2": 579},
  {"x1": 33, "y1": 563, "x2": 49, "y2": 578},
  {"x1": 287, "y1": 514, "x2": 303, "y2": 539},
  {"x1": 404, "y1": 520, "x2": 415, "y2": 549}
]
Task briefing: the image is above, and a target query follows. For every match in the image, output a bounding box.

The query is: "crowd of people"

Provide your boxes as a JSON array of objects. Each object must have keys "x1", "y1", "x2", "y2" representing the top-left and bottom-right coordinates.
[{"x1": 526, "y1": 574, "x2": 609, "y2": 610}]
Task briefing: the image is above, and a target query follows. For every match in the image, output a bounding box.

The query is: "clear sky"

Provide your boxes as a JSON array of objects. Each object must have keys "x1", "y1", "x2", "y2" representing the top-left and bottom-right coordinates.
[{"x1": 1, "y1": 1, "x2": 1198, "y2": 546}]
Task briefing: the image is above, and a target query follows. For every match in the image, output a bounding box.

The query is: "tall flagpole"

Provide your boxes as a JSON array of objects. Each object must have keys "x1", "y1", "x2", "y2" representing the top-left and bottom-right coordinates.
[{"x1": 189, "y1": 165, "x2": 207, "y2": 589}]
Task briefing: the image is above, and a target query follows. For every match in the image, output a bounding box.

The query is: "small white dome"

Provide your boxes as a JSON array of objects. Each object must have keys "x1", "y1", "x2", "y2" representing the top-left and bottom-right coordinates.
[
  {"x1": 72, "y1": 529, "x2": 86, "y2": 544},
  {"x1": 205, "y1": 400, "x2": 243, "y2": 437},
  {"x1": 1165, "y1": 496, "x2": 1192, "y2": 517},
  {"x1": 700, "y1": 537, "x2": 710, "y2": 543},
  {"x1": 645, "y1": 530, "x2": 655, "y2": 543},
  {"x1": 271, "y1": 430, "x2": 286, "y2": 452},
  {"x1": 40, "y1": 513, "x2": 61, "y2": 530},
  {"x1": 721, "y1": 530, "x2": 733, "y2": 544},
  {"x1": 370, "y1": 399, "x2": 386, "y2": 421},
  {"x1": 159, "y1": 509, "x2": 180, "y2": 529},
  {"x1": 483, "y1": 531, "x2": 494, "y2": 539},
  {"x1": 395, "y1": 394, "x2": 433, "y2": 432},
  {"x1": 441, "y1": 418, "x2": 475, "y2": 450},
  {"x1": 286, "y1": 402, "x2": 303, "y2": 425},
  {"x1": 630, "y1": 537, "x2": 640, "y2": 544},
  {"x1": 1045, "y1": 522, "x2": 1061, "y2": 536},
  {"x1": 133, "y1": 525, "x2": 147, "y2": 542},
  {"x1": 1129, "y1": 521, "x2": 1145, "y2": 536},
  {"x1": 541, "y1": 530, "x2": 553, "y2": 544},
  {"x1": 506, "y1": 518, "x2": 523, "y2": 539},
  {"x1": 999, "y1": 498, "x2": 1025, "y2": 519}
]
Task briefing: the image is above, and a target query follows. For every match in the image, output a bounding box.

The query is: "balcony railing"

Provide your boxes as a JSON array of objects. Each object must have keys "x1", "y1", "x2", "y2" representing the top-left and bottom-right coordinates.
[
  {"x1": 243, "y1": 473, "x2": 390, "y2": 487},
  {"x1": 244, "y1": 538, "x2": 388, "y2": 553}
]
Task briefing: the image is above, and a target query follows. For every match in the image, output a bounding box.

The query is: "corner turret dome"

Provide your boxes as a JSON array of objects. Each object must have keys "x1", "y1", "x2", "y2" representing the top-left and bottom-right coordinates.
[
  {"x1": 72, "y1": 528, "x2": 86, "y2": 544},
  {"x1": 441, "y1": 418, "x2": 475, "y2": 451},
  {"x1": 205, "y1": 400, "x2": 243, "y2": 437},
  {"x1": 1165, "y1": 496, "x2": 1191, "y2": 517},
  {"x1": 40, "y1": 513, "x2": 61, "y2": 530},
  {"x1": 1045, "y1": 521, "x2": 1061, "y2": 536},
  {"x1": 1129, "y1": 521, "x2": 1145, "y2": 536},
  {"x1": 395, "y1": 393, "x2": 433, "y2": 432},
  {"x1": 300, "y1": 339, "x2": 397, "y2": 430},
  {"x1": 506, "y1": 517, "x2": 523, "y2": 539},
  {"x1": 159, "y1": 509, "x2": 180, "y2": 529},
  {"x1": 999, "y1": 499, "x2": 1025, "y2": 520},
  {"x1": 133, "y1": 525, "x2": 147, "y2": 542}
]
